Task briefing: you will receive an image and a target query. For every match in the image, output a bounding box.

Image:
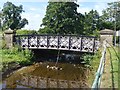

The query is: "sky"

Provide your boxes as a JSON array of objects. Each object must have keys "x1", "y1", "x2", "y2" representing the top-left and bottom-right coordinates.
[{"x1": 0, "y1": 0, "x2": 118, "y2": 30}]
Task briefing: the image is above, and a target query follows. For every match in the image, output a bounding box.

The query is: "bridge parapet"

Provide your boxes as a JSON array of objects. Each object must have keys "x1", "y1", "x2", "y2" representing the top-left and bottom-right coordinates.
[{"x1": 14, "y1": 35, "x2": 99, "y2": 53}]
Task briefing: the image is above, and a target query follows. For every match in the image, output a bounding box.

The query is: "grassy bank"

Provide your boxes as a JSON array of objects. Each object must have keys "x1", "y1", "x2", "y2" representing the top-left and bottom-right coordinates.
[
  {"x1": 0, "y1": 47, "x2": 33, "y2": 73},
  {"x1": 107, "y1": 47, "x2": 118, "y2": 88},
  {"x1": 88, "y1": 46, "x2": 119, "y2": 88},
  {"x1": 87, "y1": 49, "x2": 101, "y2": 86}
]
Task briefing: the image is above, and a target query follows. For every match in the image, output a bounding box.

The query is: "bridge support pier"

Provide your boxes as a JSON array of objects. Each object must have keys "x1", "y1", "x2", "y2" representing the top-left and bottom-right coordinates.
[
  {"x1": 4, "y1": 29, "x2": 16, "y2": 49},
  {"x1": 100, "y1": 29, "x2": 114, "y2": 47}
]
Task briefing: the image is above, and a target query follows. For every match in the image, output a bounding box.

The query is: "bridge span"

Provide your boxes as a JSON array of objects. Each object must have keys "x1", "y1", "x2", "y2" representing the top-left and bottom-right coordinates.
[{"x1": 14, "y1": 34, "x2": 99, "y2": 53}]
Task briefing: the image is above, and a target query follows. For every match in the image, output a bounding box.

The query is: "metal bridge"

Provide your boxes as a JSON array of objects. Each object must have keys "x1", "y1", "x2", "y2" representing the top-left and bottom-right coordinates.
[{"x1": 14, "y1": 34, "x2": 99, "y2": 53}]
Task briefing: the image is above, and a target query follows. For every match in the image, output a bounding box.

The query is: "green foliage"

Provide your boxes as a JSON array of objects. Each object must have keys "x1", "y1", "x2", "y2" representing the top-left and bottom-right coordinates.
[
  {"x1": 1, "y1": 47, "x2": 34, "y2": 73},
  {"x1": 39, "y1": 2, "x2": 104, "y2": 35},
  {"x1": 2, "y1": 47, "x2": 33, "y2": 66},
  {"x1": 0, "y1": 11, "x2": 2, "y2": 30},
  {"x1": 101, "y1": 1, "x2": 120, "y2": 30},
  {"x1": 84, "y1": 10, "x2": 101, "y2": 35},
  {"x1": 38, "y1": 28, "x2": 53, "y2": 34},
  {"x1": 1, "y1": 35, "x2": 6, "y2": 49},
  {"x1": 40, "y1": 2, "x2": 84, "y2": 34},
  {"x1": 39, "y1": 1, "x2": 120, "y2": 35},
  {"x1": 100, "y1": 21, "x2": 114, "y2": 30},
  {"x1": 107, "y1": 47, "x2": 118, "y2": 87},
  {"x1": 82, "y1": 54, "x2": 93, "y2": 67},
  {"x1": 81, "y1": 50, "x2": 101, "y2": 67},
  {"x1": 93, "y1": 29, "x2": 100, "y2": 37},
  {"x1": 16, "y1": 29, "x2": 38, "y2": 35},
  {"x1": 1, "y1": 1, "x2": 28, "y2": 30}
]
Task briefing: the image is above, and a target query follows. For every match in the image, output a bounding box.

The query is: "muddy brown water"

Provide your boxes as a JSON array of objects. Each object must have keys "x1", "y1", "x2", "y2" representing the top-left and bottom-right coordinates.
[{"x1": 2, "y1": 62, "x2": 89, "y2": 88}]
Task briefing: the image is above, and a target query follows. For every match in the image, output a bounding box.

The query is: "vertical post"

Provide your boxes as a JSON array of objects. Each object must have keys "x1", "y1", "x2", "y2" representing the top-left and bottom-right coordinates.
[
  {"x1": 4, "y1": 29, "x2": 16, "y2": 49},
  {"x1": 28, "y1": 75, "x2": 30, "y2": 86},
  {"x1": 47, "y1": 35, "x2": 49, "y2": 48},
  {"x1": 18, "y1": 36, "x2": 21, "y2": 46},
  {"x1": 28, "y1": 35, "x2": 30, "y2": 49},
  {"x1": 80, "y1": 36, "x2": 83, "y2": 51},
  {"x1": 37, "y1": 76, "x2": 39, "y2": 88},
  {"x1": 46, "y1": 77, "x2": 49, "y2": 88},
  {"x1": 58, "y1": 35, "x2": 60, "y2": 49},
  {"x1": 37, "y1": 35, "x2": 39, "y2": 48},
  {"x1": 13, "y1": 34, "x2": 16, "y2": 45},
  {"x1": 57, "y1": 79, "x2": 59, "y2": 88},
  {"x1": 93, "y1": 37, "x2": 96, "y2": 53},
  {"x1": 67, "y1": 80, "x2": 70, "y2": 88},
  {"x1": 56, "y1": 71, "x2": 59, "y2": 88},
  {"x1": 69, "y1": 35, "x2": 71, "y2": 50}
]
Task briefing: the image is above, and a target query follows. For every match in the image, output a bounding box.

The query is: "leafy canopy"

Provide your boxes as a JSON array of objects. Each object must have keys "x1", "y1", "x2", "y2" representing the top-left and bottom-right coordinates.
[
  {"x1": 101, "y1": 1, "x2": 120, "y2": 30},
  {"x1": 84, "y1": 10, "x2": 100, "y2": 35},
  {"x1": 1, "y1": 2, "x2": 28, "y2": 30},
  {"x1": 40, "y1": 1, "x2": 84, "y2": 34}
]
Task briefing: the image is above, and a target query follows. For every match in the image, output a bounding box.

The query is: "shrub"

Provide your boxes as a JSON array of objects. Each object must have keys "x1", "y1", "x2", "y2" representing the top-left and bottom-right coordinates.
[
  {"x1": 81, "y1": 50, "x2": 101, "y2": 67},
  {"x1": 1, "y1": 39, "x2": 6, "y2": 49},
  {"x1": 82, "y1": 54, "x2": 93, "y2": 67},
  {"x1": 1, "y1": 47, "x2": 34, "y2": 72},
  {"x1": 19, "y1": 48, "x2": 34, "y2": 65},
  {"x1": 0, "y1": 47, "x2": 33, "y2": 72},
  {"x1": 38, "y1": 28, "x2": 54, "y2": 34},
  {"x1": 16, "y1": 29, "x2": 38, "y2": 35}
]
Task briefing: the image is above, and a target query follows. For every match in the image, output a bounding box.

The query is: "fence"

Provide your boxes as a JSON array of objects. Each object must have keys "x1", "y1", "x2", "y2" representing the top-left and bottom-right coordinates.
[{"x1": 91, "y1": 40, "x2": 107, "y2": 89}]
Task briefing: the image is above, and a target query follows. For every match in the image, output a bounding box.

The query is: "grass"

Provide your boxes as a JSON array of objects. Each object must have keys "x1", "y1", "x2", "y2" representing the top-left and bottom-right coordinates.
[
  {"x1": 0, "y1": 47, "x2": 33, "y2": 72},
  {"x1": 87, "y1": 49, "x2": 102, "y2": 87},
  {"x1": 107, "y1": 47, "x2": 119, "y2": 88},
  {"x1": 118, "y1": 47, "x2": 120, "y2": 89},
  {"x1": 88, "y1": 46, "x2": 119, "y2": 88},
  {"x1": 2, "y1": 48, "x2": 33, "y2": 64}
]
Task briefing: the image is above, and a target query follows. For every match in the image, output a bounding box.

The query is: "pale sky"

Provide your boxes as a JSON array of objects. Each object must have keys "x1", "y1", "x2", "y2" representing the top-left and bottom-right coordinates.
[{"x1": 0, "y1": 0, "x2": 118, "y2": 30}]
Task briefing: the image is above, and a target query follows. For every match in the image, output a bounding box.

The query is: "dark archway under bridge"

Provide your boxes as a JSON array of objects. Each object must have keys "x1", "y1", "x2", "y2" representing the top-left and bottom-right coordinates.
[{"x1": 31, "y1": 48, "x2": 94, "y2": 64}]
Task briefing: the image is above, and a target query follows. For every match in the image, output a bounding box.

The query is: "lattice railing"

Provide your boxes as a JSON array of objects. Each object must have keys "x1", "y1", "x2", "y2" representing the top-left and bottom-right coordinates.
[{"x1": 14, "y1": 34, "x2": 99, "y2": 53}]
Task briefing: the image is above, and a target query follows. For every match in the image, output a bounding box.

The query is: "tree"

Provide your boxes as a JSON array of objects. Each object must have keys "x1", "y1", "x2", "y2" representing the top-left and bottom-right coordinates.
[
  {"x1": 0, "y1": 11, "x2": 2, "y2": 30},
  {"x1": 0, "y1": 7, "x2": 3, "y2": 31},
  {"x1": 84, "y1": 10, "x2": 100, "y2": 35},
  {"x1": 40, "y1": 1, "x2": 84, "y2": 34},
  {"x1": 1, "y1": 2, "x2": 28, "y2": 30},
  {"x1": 101, "y1": 1, "x2": 120, "y2": 30}
]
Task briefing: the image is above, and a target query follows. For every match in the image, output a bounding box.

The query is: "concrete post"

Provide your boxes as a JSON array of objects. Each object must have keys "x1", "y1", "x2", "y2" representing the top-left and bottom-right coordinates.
[
  {"x1": 4, "y1": 29, "x2": 16, "y2": 49},
  {"x1": 100, "y1": 29, "x2": 114, "y2": 47}
]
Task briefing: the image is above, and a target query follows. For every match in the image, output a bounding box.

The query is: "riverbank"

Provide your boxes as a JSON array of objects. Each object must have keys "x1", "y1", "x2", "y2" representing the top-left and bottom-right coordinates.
[{"x1": 1, "y1": 47, "x2": 33, "y2": 79}]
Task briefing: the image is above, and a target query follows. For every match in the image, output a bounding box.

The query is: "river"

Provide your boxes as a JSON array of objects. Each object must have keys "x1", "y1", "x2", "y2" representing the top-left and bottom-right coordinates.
[{"x1": 1, "y1": 62, "x2": 89, "y2": 89}]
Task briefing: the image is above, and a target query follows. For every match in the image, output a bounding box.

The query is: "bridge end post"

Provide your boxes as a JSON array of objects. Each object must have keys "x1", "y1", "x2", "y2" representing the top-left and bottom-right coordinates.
[{"x1": 4, "y1": 29, "x2": 16, "y2": 49}]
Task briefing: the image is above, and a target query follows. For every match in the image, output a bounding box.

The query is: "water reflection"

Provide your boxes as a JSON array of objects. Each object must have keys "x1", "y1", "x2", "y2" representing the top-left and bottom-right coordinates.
[
  {"x1": 1, "y1": 81, "x2": 29, "y2": 89},
  {"x1": 2, "y1": 62, "x2": 89, "y2": 89}
]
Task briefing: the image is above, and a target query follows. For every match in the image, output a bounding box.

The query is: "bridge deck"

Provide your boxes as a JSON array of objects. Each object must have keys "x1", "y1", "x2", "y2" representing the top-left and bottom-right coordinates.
[{"x1": 14, "y1": 34, "x2": 99, "y2": 53}]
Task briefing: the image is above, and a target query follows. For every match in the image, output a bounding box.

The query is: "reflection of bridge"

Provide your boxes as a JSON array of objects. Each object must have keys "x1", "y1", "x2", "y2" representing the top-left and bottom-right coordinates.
[{"x1": 14, "y1": 35, "x2": 99, "y2": 53}]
